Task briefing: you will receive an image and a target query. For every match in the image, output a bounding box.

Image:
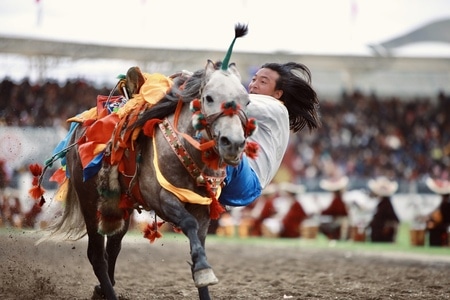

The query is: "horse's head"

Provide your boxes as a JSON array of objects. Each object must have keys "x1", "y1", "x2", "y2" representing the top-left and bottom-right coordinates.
[{"x1": 192, "y1": 60, "x2": 251, "y2": 166}]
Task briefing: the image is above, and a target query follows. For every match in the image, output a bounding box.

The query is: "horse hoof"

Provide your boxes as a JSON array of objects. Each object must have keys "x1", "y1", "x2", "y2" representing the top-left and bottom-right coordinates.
[
  {"x1": 194, "y1": 268, "x2": 219, "y2": 288},
  {"x1": 92, "y1": 285, "x2": 104, "y2": 299}
]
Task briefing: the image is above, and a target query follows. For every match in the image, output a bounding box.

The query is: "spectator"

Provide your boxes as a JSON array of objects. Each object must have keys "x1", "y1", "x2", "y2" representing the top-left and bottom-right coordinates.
[
  {"x1": 0, "y1": 188, "x2": 23, "y2": 228},
  {"x1": 424, "y1": 177, "x2": 450, "y2": 247},
  {"x1": 244, "y1": 183, "x2": 279, "y2": 237},
  {"x1": 367, "y1": 177, "x2": 400, "y2": 242},
  {"x1": 318, "y1": 175, "x2": 350, "y2": 240},
  {"x1": 261, "y1": 182, "x2": 307, "y2": 238}
]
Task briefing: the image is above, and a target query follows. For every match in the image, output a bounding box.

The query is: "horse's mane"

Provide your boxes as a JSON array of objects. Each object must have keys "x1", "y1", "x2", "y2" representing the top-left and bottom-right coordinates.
[{"x1": 134, "y1": 64, "x2": 216, "y2": 128}]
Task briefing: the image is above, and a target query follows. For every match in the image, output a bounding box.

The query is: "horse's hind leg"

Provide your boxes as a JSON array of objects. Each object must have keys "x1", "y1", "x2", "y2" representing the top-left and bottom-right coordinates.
[
  {"x1": 105, "y1": 216, "x2": 130, "y2": 286},
  {"x1": 87, "y1": 232, "x2": 118, "y2": 300},
  {"x1": 91, "y1": 219, "x2": 129, "y2": 299}
]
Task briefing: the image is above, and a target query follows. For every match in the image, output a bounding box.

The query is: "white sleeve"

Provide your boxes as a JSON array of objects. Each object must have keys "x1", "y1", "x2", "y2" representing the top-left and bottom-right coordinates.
[{"x1": 246, "y1": 94, "x2": 290, "y2": 189}]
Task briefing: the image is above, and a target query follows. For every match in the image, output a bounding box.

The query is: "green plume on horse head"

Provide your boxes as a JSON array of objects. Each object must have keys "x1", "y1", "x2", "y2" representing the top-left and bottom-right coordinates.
[{"x1": 221, "y1": 23, "x2": 248, "y2": 71}]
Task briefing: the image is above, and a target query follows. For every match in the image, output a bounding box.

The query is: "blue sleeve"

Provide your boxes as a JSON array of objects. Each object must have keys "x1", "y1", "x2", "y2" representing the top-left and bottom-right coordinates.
[{"x1": 219, "y1": 155, "x2": 262, "y2": 207}]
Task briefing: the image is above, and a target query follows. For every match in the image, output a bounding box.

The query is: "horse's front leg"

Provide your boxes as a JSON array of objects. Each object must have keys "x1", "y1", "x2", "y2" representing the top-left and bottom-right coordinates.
[
  {"x1": 159, "y1": 192, "x2": 218, "y2": 289},
  {"x1": 180, "y1": 211, "x2": 218, "y2": 289}
]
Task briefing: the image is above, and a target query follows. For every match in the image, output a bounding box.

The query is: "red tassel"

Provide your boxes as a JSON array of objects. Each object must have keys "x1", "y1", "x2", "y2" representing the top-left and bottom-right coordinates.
[
  {"x1": 29, "y1": 185, "x2": 45, "y2": 200},
  {"x1": 29, "y1": 163, "x2": 43, "y2": 177},
  {"x1": 32, "y1": 177, "x2": 39, "y2": 186},
  {"x1": 245, "y1": 141, "x2": 259, "y2": 159},
  {"x1": 143, "y1": 223, "x2": 164, "y2": 243},
  {"x1": 209, "y1": 197, "x2": 225, "y2": 220},
  {"x1": 205, "y1": 180, "x2": 225, "y2": 219}
]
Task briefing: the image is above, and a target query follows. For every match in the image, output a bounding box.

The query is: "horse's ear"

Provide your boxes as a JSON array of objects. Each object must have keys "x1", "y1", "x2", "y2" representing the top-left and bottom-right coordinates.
[
  {"x1": 228, "y1": 63, "x2": 241, "y2": 81},
  {"x1": 204, "y1": 60, "x2": 216, "y2": 80}
]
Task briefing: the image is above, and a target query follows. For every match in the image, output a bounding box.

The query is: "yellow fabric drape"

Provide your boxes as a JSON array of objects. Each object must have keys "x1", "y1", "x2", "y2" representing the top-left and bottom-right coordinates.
[{"x1": 152, "y1": 137, "x2": 222, "y2": 205}]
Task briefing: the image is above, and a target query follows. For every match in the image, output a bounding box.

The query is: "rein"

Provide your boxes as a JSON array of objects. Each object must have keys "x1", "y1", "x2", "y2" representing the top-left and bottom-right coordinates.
[{"x1": 172, "y1": 100, "x2": 216, "y2": 152}]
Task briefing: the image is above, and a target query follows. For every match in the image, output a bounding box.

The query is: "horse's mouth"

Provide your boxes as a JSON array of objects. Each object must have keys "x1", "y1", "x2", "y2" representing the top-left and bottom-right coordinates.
[{"x1": 223, "y1": 156, "x2": 241, "y2": 167}]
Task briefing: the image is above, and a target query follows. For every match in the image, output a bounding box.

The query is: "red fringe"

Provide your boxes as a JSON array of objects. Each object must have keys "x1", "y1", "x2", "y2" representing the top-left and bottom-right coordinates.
[
  {"x1": 49, "y1": 168, "x2": 66, "y2": 184},
  {"x1": 29, "y1": 163, "x2": 43, "y2": 177},
  {"x1": 142, "y1": 119, "x2": 162, "y2": 137}
]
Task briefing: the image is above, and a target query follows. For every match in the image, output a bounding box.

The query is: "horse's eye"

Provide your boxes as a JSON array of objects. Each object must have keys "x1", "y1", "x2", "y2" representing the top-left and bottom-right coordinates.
[{"x1": 205, "y1": 95, "x2": 214, "y2": 104}]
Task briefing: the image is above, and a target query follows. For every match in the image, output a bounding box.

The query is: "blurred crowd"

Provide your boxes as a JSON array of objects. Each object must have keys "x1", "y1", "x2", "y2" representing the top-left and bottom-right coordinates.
[
  {"x1": 1, "y1": 77, "x2": 448, "y2": 186},
  {"x1": 285, "y1": 89, "x2": 450, "y2": 190},
  {"x1": 0, "y1": 77, "x2": 110, "y2": 128},
  {"x1": 0, "y1": 77, "x2": 449, "y2": 244}
]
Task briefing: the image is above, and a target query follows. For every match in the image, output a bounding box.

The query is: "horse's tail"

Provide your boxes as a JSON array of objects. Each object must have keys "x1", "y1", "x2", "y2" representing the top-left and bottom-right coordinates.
[{"x1": 37, "y1": 179, "x2": 87, "y2": 244}]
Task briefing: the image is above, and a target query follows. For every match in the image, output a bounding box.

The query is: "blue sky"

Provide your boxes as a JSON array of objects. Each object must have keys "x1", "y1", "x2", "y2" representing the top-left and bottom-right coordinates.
[{"x1": 1, "y1": 0, "x2": 449, "y2": 56}]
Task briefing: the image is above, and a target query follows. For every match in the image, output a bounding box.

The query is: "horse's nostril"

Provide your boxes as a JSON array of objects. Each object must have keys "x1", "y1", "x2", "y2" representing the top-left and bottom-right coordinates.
[{"x1": 220, "y1": 136, "x2": 231, "y2": 146}]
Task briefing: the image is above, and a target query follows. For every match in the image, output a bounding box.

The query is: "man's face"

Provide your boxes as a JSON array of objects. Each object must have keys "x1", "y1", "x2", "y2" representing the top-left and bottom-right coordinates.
[{"x1": 248, "y1": 68, "x2": 283, "y2": 99}]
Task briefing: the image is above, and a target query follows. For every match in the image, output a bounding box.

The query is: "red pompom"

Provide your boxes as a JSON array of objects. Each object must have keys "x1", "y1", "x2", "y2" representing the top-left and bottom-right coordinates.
[
  {"x1": 190, "y1": 99, "x2": 202, "y2": 112},
  {"x1": 221, "y1": 101, "x2": 240, "y2": 117},
  {"x1": 245, "y1": 141, "x2": 259, "y2": 159},
  {"x1": 29, "y1": 163, "x2": 43, "y2": 177},
  {"x1": 245, "y1": 118, "x2": 257, "y2": 137}
]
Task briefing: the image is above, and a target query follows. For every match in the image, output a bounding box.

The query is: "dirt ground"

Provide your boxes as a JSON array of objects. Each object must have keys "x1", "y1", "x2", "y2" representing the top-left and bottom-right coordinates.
[{"x1": 1, "y1": 229, "x2": 450, "y2": 300}]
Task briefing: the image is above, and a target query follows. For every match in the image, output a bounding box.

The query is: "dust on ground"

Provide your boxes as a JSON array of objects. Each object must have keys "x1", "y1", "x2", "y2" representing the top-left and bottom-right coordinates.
[{"x1": 1, "y1": 229, "x2": 449, "y2": 300}]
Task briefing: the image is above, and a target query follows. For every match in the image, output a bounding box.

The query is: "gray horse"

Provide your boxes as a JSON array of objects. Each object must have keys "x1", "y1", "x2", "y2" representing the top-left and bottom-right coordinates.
[{"x1": 36, "y1": 25, "x2": 253, "y2": 300}]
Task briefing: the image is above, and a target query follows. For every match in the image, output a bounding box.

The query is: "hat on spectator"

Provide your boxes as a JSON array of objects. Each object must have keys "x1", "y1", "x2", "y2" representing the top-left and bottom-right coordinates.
[
  {"x1": 368, "y1": 177, "x2": 398, "y2": 197},
  {"x1": 278, "y1": 182, "x2": 305, "y2": 195},
  {"x1": 425, "y1": 177, "x2": 450, "y2": 195},
  {"x1": 319, "y1": 176, "x2": 349, "y2": 192}
]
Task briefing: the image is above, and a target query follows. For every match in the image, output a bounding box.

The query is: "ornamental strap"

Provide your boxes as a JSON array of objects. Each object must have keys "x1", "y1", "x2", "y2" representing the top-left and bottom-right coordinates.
[{"x1": 158, "y1": 118, "x2": 225, "y2": 191}]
